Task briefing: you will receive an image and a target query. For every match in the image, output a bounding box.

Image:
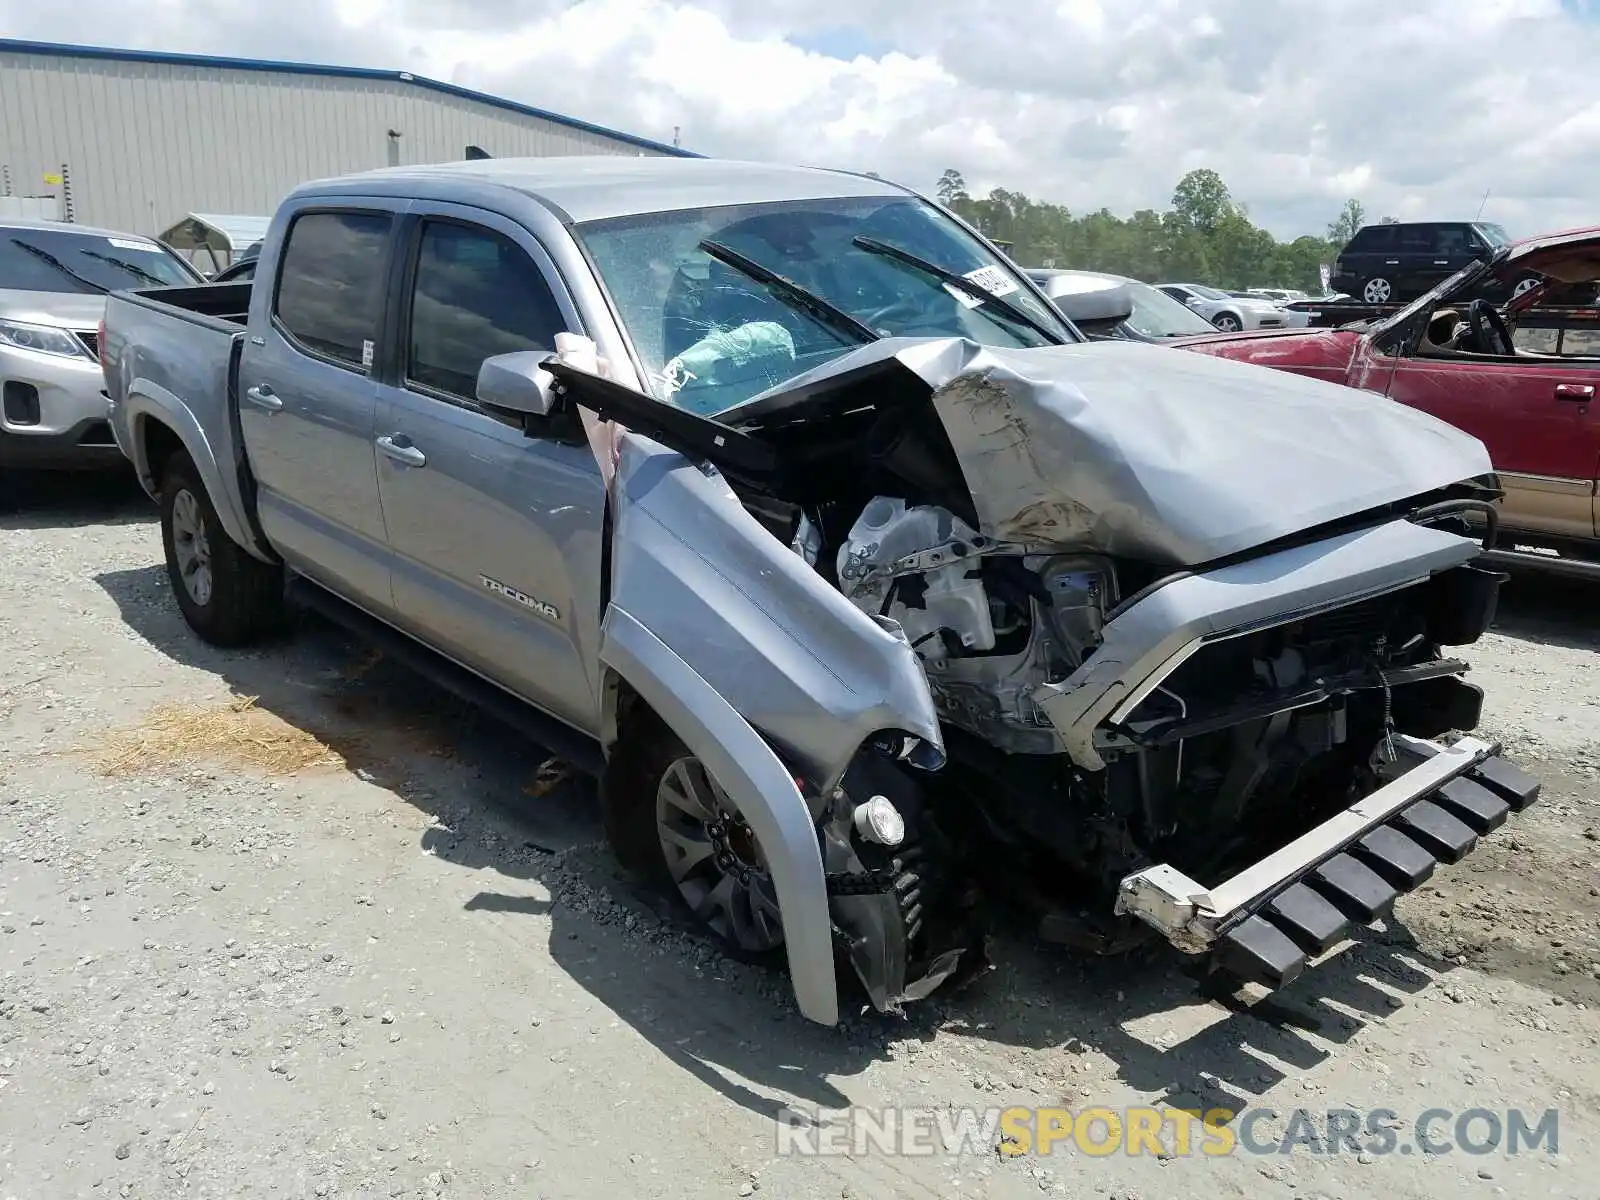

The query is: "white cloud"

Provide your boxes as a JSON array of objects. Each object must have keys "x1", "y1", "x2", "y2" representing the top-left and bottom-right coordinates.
[{"x1": 3, "y1": 0, "x2": 1599, "y2": 238}]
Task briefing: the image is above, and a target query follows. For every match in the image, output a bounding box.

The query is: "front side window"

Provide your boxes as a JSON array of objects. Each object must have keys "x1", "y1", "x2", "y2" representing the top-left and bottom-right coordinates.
[
  {"x1": 1434, "y1": 226, "x2": 1473, "y2": 255},
  {"x1": 273, "y1": 211, "x2": 392, "y2": 369},
  {"x1": 576, "y1": 195, "x2": 1073, "y2": 416},
  {"x1": 1188, "y1": 284, "x2": 1231, "y2": 301},
  {"x1": 406, "y1": 221, "x2": 566, "y2": 401},
  {"x1": 0, "y1": 227, "x2": 199, "y2": 293}
]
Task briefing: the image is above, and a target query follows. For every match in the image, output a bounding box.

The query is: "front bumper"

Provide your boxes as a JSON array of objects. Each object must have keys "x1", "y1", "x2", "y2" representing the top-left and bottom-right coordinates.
[
  {"x1": 0, "y1": 340, "x2": 119, "y2": 470},
  {"x1": 1117, "y1": 733, "x2": 1539, "y2": 987}
]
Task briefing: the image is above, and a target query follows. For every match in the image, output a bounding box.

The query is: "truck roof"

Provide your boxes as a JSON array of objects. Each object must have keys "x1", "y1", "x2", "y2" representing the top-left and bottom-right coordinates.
[{"x1": 297, "y1": 156, "x2": 914, "y2": 224}]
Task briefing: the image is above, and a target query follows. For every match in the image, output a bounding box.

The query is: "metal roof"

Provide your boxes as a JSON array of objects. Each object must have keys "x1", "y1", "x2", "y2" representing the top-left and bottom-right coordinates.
[
  {"x1": 308, "y1": 156, "x2": 910, "y2": 224},
  {"x1": 0, "y1": 38, "x2": 699, "y2": 160},
  {"x1": 157, "y1": 213, "x2": 273, "y2": 253}
]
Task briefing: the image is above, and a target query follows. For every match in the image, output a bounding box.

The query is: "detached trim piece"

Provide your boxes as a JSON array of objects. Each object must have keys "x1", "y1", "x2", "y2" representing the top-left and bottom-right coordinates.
[{"x1": 1116, "y1": 733, "x2": 1541, "y2": 988}]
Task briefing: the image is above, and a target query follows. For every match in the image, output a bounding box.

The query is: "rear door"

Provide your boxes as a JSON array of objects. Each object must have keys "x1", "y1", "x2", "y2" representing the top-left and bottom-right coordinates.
[
  {"x1": 372, "y1": 207, "x2": 608, "y2": 733},
  {"x1": 1386, "y1": 353, "x2": 1600, "y2": 539},
  {"x1": 238, "y1": 203, "x2": 400, "y2": 613}
]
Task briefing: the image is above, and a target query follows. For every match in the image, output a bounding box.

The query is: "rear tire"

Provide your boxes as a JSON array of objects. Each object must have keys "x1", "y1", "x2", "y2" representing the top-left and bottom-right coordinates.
[
  {"x1": 602, "y1": 704, "x2": 785, "y2": 964},
  {"x1": 159, "y1": 450, "x2": 285, "y2": 647},
  {"x1": 1363, "y1": 277, "x2": 1394, "y2": 304}
]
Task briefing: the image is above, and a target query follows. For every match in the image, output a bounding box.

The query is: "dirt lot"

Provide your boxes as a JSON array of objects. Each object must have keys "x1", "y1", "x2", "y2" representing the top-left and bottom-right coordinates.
[{"x1": 1, "y1": 475, "x2": 1597, "y2": 1199}]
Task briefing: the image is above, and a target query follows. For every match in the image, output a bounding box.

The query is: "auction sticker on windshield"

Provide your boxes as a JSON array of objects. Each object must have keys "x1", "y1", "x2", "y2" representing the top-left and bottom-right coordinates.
[
  {"x1": 946, "y1": 264, "x2": 1020, "y2": 308},
  {"x1": 108, "y1": 238, "x2": 159, "y2": 251}
]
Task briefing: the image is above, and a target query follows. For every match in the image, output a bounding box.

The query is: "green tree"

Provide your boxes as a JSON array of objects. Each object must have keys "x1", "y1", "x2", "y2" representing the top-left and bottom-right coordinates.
[
  {"x1": 919, "y1": 167, "x2": 1345, "y2": 291},
  {"x1": 1170, "y1": 168, "x2": 1235, "y2": 236},
  {"x1": 935, "y1": 169, "x2": 969, "y2": 207},
  {"x1": 1326, "y1": 199, "x2": 1367, "y2": 245}
]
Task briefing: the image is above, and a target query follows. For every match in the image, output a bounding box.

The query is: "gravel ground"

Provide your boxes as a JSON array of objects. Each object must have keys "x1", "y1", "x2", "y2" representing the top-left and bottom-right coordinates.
[{"x1": 1, "y1": 474, "x2": 1597, "y2": 1199}]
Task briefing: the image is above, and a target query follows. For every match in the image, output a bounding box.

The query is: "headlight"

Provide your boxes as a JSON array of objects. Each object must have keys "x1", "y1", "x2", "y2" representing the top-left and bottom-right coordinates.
[{"x1": 0, "y1": 318, "x2": 90, "y2": 359}]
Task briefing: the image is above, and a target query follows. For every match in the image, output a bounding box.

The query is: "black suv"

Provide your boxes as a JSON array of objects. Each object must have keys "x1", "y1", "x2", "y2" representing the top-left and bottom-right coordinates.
[{"x1": 1330, "y1": 220, "x2": 1515, "y2": 305}]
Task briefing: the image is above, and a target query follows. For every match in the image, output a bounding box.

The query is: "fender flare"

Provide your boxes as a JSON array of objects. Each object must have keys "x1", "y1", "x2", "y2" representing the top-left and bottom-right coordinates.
[
  {"x1": 599, "y1": 604, "x2": 839, "y2": 1026},
  {"x1": 123, "y1": 386, "x2": 270, "y2": 562}
]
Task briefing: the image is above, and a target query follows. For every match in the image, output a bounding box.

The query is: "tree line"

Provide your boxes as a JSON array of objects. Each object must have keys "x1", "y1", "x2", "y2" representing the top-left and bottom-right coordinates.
[{"x1": 936, "y1": 167, "x2": 1381, "y2": 293}]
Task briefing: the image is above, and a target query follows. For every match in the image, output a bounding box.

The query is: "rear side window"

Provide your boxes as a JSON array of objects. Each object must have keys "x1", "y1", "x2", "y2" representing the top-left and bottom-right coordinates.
[
  {"x1": 1347, "y1": 225, "x2": 1393, "y2": 251},
  {"x1": 273, "y1": 211, "x2": 392, "y2": 369},
  {"x1": 406, "y1": 221, "x2": 566, "y2": 401}
]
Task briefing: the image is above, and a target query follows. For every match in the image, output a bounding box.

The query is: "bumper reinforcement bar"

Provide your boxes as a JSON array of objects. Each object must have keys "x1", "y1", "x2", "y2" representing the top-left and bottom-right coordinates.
[{"x1": 1114, "y1": 733, "x2": 1540, "y2": 988}]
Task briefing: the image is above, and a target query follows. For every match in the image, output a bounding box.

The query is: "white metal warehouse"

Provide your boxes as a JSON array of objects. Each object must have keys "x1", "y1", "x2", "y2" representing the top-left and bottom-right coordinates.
[{"x1": 0, "y1": 38, "x2": 693, "y2": 241}]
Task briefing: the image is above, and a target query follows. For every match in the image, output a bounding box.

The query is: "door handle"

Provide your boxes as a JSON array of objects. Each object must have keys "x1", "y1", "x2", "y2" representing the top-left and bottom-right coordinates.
[
  {"x1": 1554, "y1": 383, "x2": 1595, "y2": 402},
  {"x1": 244, "y1": 384, "x2": 282, "y2": 412},
  {"x1": 376, "y1": 433, "x2": 427, "y2": 467},
  {"x1": 1433, "y1": 260, "x2": 1449, "y2": 266}
]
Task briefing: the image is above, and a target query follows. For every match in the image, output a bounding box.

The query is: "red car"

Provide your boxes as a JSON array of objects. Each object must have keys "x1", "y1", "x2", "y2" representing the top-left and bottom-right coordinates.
[{"x1": 1180, "y1": 227, "x2": 1600, "y2": 576}]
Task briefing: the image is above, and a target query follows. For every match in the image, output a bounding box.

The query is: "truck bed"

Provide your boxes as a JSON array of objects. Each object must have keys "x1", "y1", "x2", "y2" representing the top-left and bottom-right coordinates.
[
  {"x1": 102, "y1": 280, "x2": 263, "y2": 555},
  {"x1": 120, "y1": 281, "x2": 253, "y2": 329}
]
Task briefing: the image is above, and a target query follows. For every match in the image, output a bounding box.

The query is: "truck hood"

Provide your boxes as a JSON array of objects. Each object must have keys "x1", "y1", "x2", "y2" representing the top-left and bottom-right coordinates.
[
  {"x1": 729, "y1": 336, "x2": 1492, "y2": 567},
  {"x1": 0, "y1": 289, "x2": 106, "y2": 330}
]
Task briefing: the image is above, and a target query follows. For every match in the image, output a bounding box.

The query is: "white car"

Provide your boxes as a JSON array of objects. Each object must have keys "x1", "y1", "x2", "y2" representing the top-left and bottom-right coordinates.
[{"x1": 1155, "y1": 282, "x2": 1307, "y2": 331}]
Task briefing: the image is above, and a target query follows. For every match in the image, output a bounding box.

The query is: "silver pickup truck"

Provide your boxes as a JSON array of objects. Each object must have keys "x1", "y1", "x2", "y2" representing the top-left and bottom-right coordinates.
[{"x1": 101, "y1": 157, "x2": 1540, "y2": 1026}]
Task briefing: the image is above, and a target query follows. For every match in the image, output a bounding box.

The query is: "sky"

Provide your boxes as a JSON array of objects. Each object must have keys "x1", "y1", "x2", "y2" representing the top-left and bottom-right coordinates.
[{"x1": 3, "y1": 0, "x2": 1598, "y2": 241}]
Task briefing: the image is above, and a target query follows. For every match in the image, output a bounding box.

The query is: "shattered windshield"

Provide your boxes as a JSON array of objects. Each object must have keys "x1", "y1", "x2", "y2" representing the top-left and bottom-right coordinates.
[
  {"x1": 0, "y1": 228, "x2": 198, "y2": 293},
  {"x1": 576, "y1": 195, "x2": 1074, "y2": 416}
]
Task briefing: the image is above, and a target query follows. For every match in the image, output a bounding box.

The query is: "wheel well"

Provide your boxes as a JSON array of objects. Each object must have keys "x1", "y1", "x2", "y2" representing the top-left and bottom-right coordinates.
[
  {"x1": 599, "y1": 668, "x2": 642, "y2": 754},
  {"x1": 138, "y1": 416, "x2": 185, "y2": 492}
]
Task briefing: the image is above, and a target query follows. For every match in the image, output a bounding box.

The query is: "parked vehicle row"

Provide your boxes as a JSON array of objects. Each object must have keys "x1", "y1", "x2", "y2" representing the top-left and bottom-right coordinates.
[
  {"x1": 1154, "y1": 281, "x2": 1309, "y2": 331},
  {"x1": 1184, "y1": 226, "x2": 1600, "y2": 579},
  {"x1": 100, "y1": 155, "x2": 1538, "y2": 1025}
]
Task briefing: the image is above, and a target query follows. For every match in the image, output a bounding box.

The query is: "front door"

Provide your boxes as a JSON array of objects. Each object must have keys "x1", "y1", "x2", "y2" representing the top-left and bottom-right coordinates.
[
  {"x1": 239, "y1": 205, "x2": 398, "y2": 613},
  {"x1": 372, "y1": 209, "x2": 609, "y2": 734},
  {"x1": 1386, "y1": 351, "x2": 1600, "y2": 540}
]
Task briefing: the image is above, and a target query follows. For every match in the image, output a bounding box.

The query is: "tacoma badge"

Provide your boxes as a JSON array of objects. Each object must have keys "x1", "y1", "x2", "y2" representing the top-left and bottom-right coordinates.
[{"x1": 480, "y1": 575, "x2": 559, "y2": 621}]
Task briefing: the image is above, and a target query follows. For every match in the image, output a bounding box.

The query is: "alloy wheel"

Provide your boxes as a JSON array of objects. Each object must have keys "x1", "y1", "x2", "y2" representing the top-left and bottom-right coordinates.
[{"x1": 655, "y1": 755, "x2": 784, "y2": 953}]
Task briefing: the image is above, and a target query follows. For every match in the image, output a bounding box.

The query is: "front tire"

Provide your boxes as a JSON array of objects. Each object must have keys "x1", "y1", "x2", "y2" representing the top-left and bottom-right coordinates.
[
  {"x1": 159, "y1": 450, "x2": 285, "y2": 647},
  {"x1": 1212, "y1": 312, "x2": 1242, "y2": 332},
  {"x1": 602, "y1": 705, "x2": 785, "y2": 962}
]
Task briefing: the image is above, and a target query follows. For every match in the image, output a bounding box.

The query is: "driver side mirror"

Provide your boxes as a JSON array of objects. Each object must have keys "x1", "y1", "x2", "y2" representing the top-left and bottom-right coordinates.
[{"x1": 476, "y1": 351, "x2": 582, "y2": 441}]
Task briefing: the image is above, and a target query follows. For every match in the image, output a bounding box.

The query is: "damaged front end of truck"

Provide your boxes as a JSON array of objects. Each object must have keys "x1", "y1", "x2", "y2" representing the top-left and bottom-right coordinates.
[{"x1": 548, "y1": 334, "x2": 1540, "y2": 1024}]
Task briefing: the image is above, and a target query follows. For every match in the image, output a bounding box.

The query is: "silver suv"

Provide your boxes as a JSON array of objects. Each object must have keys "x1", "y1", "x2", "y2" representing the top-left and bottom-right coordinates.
[{"x1": 1, "y1": 219, "x2": 199, "y2": 470}]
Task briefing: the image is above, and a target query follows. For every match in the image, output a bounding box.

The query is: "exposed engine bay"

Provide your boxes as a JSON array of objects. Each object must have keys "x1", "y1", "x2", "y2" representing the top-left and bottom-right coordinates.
[{"x1": 554, "y1": 334, "x2": 1539, "y2": 1014}]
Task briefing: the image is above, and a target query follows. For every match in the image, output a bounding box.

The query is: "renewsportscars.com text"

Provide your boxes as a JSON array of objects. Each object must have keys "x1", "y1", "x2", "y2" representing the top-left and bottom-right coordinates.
[{"x1": 774, "y1": 1104, "x2": 1560, "y2": 1159}]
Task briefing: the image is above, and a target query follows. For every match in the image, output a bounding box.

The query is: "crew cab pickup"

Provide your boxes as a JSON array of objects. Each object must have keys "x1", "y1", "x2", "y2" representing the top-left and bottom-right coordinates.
[
  {"x1": 1183, "y1": 226, "x2": 1600, "y2": 579},
  {"x1": 102, "y1": 157, "x2": 1539, "y2": 1025}
]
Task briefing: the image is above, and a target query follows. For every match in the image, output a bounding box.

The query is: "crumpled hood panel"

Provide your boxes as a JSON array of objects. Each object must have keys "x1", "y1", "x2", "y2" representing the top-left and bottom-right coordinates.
[{"x1": 742, "y1": 337, "x2": 1494, "y2": 567}]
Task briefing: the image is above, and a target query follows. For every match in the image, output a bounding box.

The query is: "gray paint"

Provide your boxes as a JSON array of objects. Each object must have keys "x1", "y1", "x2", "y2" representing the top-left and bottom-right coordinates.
[
  {"x1": 598, "y1": 606, "x2": 840, "y2": 1026},
  {"x1": 0, "y1": 46, "x2": 677, "y2": 238},
  {"x1": 1033, "y1": 518, "x2": 1484, "y2": 769},
  {"x1": 606, "y1": 432, "x2": 945, "y2": 797},
  {"x1": 731, "y1": 335, "x2": 1494, "y2": 567},
  {"x1": 101, "y1": 156, "x2": 1505, "y2": 1025}
]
